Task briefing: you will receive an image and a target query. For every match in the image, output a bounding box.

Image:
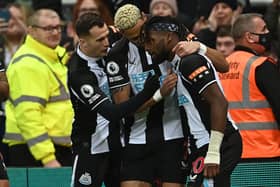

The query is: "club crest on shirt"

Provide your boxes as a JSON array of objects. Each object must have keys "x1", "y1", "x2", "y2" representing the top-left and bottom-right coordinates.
[
  {"x1": 79, "y1": 172, "x2": 92, "y2": 185},
  {"x1": 81, "y1": 84, "x2": 94, "y2": 98},
  {"x1": 106, "y1": 61, "x2": 119, "y2": 75}
]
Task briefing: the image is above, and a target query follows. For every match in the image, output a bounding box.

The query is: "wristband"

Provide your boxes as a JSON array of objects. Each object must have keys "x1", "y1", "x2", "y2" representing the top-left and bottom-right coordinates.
[
  {"x1": 152, "y1": 89, "x2": 163, "y2": 102},
  {"x1": 198, "y1": 43, "x2": 207, "y2": 55},
  {"x1": 204, "y1": 130, "x2": 224, "y2": 165}
]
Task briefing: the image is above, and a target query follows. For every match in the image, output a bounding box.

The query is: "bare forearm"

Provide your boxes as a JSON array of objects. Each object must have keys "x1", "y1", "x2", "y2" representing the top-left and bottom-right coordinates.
[
  {"x1": 206, "y1": 47, "x2": 229, "y2": 73},
  {"x1": 210, "y1": 97, "x2": 227, "y2": 133}
]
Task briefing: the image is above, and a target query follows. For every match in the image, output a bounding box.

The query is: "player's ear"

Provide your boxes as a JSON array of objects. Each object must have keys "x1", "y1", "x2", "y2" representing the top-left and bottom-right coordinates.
[{"x1": 79, "y1": 38, "x2": 87, "y2": 49}]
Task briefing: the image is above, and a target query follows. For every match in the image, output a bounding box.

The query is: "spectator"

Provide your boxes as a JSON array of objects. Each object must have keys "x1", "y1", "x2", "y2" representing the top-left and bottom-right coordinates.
[
  {"x1": 68, "y1": 12, "x2": 160, "y2": 187},
  {"x1": 68, "y1": 0, "x2": 121, "y2": 50},
  {"x1": 220, "y1": 13, "x2": 280, "y2": 160},
  {"x1": 0, "y1": 61, "x2": 9, "y2": 187},
  {"x1": 0, "y1": 63, "x2": 11, "y2": 187},
  {"x1": 0, "y1": 63, "x2": 8, "y2": 102},
  {"x1": 72, "y1": 0, "x2": 114, "y2": 25},
  {"x1": 149, "y1": 0, "x2": 193, "y2": 29},
  {"x1": 143, "y1": 15, "x2": 242, "y2": 187},
  {"x1": 3, "y1": 9, "x2": 74, "y2": 167},
  {"x1": 0, "y1": 2, "x2": 28, "y2": 163},
  {"x1": 194, "y1": 0, "x2": 238, "y2": 48},
  {"x1": 216, "y1": 25, "x2": 235, "y2": 57},
  {"x1": 149, "y1": 0, "x2": 178, "y2": 17},
  {"x1": 0, "y1": 3, "x2": 27, "y2": 68}
]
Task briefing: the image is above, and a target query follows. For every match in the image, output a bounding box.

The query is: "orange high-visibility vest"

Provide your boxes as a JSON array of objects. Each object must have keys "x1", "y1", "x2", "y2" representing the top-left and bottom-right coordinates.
[{"x1": 219, "y1": 50, "x2": 280, "y2": 159}]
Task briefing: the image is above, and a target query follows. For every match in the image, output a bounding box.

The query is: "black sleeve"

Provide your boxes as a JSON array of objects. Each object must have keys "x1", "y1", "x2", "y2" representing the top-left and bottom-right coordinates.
[
  {"x1": 97, "y1": 73, "x2": 159, "y2": 121},
  {"x1": 255, "y1": 61, "x2": 280, "y2": 125},
  {"x1": 68, "y1": 71, "x2": 109, "y2": 110},
  {"x1": 106, "y1": 38, "x2": 130, "y2": 89},
  {"x1": 179, "y1": 54, "x2": 216, "y2": 94},
  {"x1": 96, "y1": 90, "x2": 150, "y2": 122}
]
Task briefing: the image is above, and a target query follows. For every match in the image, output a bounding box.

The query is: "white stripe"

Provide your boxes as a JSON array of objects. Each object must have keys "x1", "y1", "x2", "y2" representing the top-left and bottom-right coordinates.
[
  {"x1": 110, "y1": 82, "x2": 130, "y2": 90},
  {"x1": 180, "y1": 73, "x2": 192, "y2": 84},
  {"x1": 70, "y1": 87, "x2": 86, "y2": 104},
  {"x1": 198, "y1": 80, "x2": 216, "y2": 94},
  {"x1": 90, "y1": 98, "x2": 109, "y2": 111},
  {"x1": 71, "y1": 155, "x2": 79, "y2": 187}
]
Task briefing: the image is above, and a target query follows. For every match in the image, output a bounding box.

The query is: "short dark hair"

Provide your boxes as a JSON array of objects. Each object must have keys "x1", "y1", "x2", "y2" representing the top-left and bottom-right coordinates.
[
  {"x1": 143, "y1": 16, "x2": 189, "y2": 41},
  {"x1": 217, "y1": 25, "x2": 233, "y2": 38},
  {"x1": 75, "y1": 12, "x2": 105, "y2": 37}
]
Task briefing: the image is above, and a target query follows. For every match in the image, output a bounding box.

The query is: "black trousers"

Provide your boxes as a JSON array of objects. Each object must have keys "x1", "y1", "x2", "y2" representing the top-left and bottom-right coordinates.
[{"x1": 8, "y1": 144, "x2": 72, "y2": 167}]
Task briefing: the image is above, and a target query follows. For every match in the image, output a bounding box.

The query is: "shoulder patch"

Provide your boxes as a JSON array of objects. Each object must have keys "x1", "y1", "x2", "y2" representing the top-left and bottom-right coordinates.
[
  {"x1": 107, "y1": 61, "x2": 120, "y2": 75},
  {"x1": 80, "y1": 84, "x2": 94, "y2": 98},
  {"x1": 188, "y1": 66, "x2": 207, "y2": 80}
]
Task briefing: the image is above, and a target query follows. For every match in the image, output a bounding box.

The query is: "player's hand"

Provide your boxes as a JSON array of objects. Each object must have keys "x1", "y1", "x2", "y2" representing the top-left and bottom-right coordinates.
[
  {"x1": 0, "y1": 18, "x2": 8, "y2": 34},
  {"x1": 143, "y1": 73, "x2": 160, "y2": 97},
  {"x1": 44, "y1": 159, "x2": 61, "y2": 168},
  {"x1": 160, "y1": 70, "x2": 177, "y2": 97},
  {"x1": 203, "y1": 163, "x2": 220, "y2": 178},
  {"x1": 172, "y1": 41, "x2": 200, "y2": 57}
]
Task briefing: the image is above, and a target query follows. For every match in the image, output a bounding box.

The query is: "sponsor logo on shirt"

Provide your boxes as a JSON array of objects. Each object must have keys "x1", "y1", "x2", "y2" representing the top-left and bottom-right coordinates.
[
  {"x1": 178, "y1": 95, "x2": 189, "y2": 106},
  {"x1": 130, "y1": 70, "x2": 155, "y2": 93}
]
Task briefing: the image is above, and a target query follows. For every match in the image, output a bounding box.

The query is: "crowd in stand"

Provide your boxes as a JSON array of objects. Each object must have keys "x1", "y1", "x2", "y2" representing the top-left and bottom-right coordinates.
[{"x1": 0, "y1": 0, "x2": 279, "y2": 187}]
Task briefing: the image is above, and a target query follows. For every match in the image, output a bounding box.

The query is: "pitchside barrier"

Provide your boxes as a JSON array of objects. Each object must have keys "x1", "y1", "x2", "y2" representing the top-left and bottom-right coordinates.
[{"x1": 7, "y1": 161, "x2": 280, "y2": 187}]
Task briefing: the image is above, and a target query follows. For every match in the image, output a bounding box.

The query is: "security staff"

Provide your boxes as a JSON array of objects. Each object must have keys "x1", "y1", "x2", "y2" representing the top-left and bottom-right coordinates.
[
  {"x1": 68, "y1": 13, "x2": 160, "y2": 187},
  {"x1": 219, "y1": 13, "x2": 280, "y2": 160},
  {"x1": 4, "y1": 9, "x2": 73, "y2": 167}
]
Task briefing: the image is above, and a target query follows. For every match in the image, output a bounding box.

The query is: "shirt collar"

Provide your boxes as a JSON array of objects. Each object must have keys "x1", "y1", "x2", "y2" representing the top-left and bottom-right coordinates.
[
  {"x1": 235, "y1": 45, "x2": 259, "y2": 56},
  {"x1": 77, "y1": 45, "x2": 103, "y2": 69},
  {"x1": 25, "y1": 35, "x2": 65, "y2": 63},
  {"x1": 170, "y1": 54, "x2": 180, "y2": 69}
]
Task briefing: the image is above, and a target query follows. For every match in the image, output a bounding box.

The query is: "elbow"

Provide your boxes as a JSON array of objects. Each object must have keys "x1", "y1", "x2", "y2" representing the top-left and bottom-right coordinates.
[{"x1": 218, "y1": 60, "x2": 229, "y2": 73}]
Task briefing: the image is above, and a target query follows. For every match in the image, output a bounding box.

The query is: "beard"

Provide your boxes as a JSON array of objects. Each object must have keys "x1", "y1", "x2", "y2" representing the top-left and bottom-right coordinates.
[
  {"x1": 152, "y1": 52, "x2": 169, "y2": 64},
  {"x1": 151, "y1": 41, "x2": 171, "y2": 64}
]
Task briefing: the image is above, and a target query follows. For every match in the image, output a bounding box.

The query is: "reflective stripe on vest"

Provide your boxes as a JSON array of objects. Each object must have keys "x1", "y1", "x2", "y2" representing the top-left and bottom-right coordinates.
[
  {"x1": 4, "y1": 132, "x2": 71, "y2": 146},
  {"x1": 237, "y1": 122, "x2": 278, "y2": 130},
  {"x1": 10, "y1": 54, "x2": 69, "y2": 106},
  {"x1": 228, "y1": 55, "x2": 277, "y2": 130}
]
